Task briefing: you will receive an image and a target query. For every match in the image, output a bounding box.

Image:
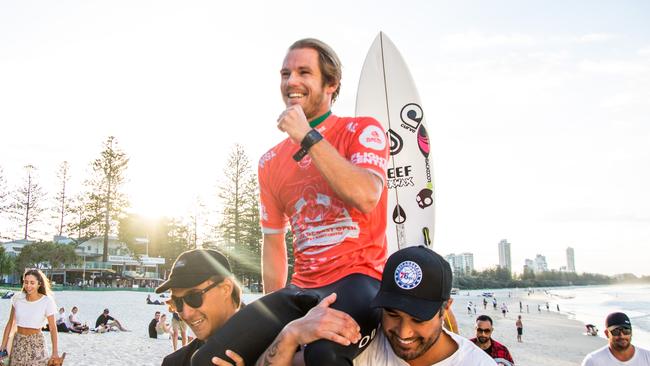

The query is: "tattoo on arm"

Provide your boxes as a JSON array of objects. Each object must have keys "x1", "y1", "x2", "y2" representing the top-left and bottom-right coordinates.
[{"x1": 260, "y1": 338, "x2": 280, "y2": 366}]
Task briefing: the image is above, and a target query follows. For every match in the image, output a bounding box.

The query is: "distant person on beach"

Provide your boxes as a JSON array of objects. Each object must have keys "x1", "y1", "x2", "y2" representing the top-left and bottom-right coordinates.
[
  {"x1": 483, "y1": 297, "x2": 488, "y2": 309},
  {"x1": 155, "y1": 249, "x2": 244, "y2": 366},
  {"x1": 585, "y1": 324, "x2": 598, "y2": 336},
  {"x1": 55, "y1": 307, "x2": 70, "y2": 333},
  {"x1": 581, "y1": 312, "x2": 650, "y2": 365},
  {"x1": 149, "y1": 311, "x2": 161, "y2": 339},
  {"x1": 537, "y1": 304, "x2": 541, "y2": 313},
  {"x1": 171, "y1": 312, "x2": 188, "y2": 351},
  {"x1": 519, "y1": 301, "x2": 522, "y2": 313},
  {"x1": 526, "y1": 304, "x2": 529, "y2": 313},
  {"x1": 95, "y1": 308, "x2": 127, "y2": 332},
  {"x1": 545, "y1": 302, "x2": 549, "y2": 312},
  {"x1": 556, "y1": 304, "x2": 560, "y2": 312},
  {"x1": 67, "y1": 306, "x2": 88, "y2": 334},
  {"x1": 232, "y1": 246, "x2": 496, "y2": 366},
  {"x1": 156, "y1": 314, "x2": 172, "y2": 338},
  {"x1": 501, "y1": 303, "x2": 508, "y2": 318},
  {"x1": 0, "y1": 269, "x2": 64, "y2": 366},
  {"x1": 493, "y1": 297, "x2": 498, "y2": 310},
  {"x1": 147, "y1": 294, "x2": 164, "y2": 305},
  {"x1": 470, "y1": 314, "x2": 515, "y2": 365},
  {"x1": 516, "y1": 315, "x2": 523, "y2": 343}
]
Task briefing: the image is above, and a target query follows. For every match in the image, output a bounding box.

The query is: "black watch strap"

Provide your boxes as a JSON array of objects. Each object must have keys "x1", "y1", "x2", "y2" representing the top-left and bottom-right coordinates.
[{"x1": 293, "y1": 129, "x2": 323, "y2": 161}]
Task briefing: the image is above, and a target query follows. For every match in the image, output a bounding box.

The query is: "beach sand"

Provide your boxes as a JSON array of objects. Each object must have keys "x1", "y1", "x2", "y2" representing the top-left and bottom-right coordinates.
[{"x1": 0, "y1": 289, "x2": 606, "y2": 365}]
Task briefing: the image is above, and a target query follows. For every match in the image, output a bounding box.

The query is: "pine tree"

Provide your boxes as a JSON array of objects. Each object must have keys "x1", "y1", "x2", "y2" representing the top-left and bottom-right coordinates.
[
  {"x1": 53, "y1": 161, "x2": 73, "y2": 237},
  {"x1": 10, "y1": 165, "x2": 46, "y2": 240},
  {"x1": 85, "y1": 136, "x2": 130, "y2": 262},
  {"x1": 216, "y1": 144, "x2": 262, "y2": 283}
]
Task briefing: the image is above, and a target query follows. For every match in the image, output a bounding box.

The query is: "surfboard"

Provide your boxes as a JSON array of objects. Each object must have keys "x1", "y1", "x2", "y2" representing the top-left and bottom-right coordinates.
[{"x1": 356, "y1": 32, "x2": 435, "y2": 254}]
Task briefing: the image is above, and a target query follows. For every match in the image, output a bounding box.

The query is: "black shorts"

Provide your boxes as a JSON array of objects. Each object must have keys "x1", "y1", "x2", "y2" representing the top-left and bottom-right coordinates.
[
  {"x1": 191, "y1": 273, "x2": 381, "y2": 366},
  {"x1": 517, "y1": 327, "x2": 523, "y2": 335}
]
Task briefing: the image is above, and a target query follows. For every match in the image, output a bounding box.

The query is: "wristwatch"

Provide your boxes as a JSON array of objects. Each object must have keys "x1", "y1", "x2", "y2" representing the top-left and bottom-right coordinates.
[{"x1": 293, "y1": 129, "x2": 323, "y2": 162}]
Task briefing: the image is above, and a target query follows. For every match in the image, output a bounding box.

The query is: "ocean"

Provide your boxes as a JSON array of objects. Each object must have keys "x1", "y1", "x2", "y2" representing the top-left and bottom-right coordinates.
[{"x1": 545, "y1": 284, "x2": 650, "y2": 348}]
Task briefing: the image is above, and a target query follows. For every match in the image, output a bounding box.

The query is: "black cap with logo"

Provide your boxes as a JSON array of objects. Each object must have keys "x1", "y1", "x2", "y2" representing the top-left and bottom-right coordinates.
[
  {"x1": 370, "y1": 245, "x2": 452, "y2": 321},
  {"x1": 606, "y1": 312, "x2": 632, "y2": 329},
  {"x1": 155, "y1": 249, "x2": 232, "y2": 294}
]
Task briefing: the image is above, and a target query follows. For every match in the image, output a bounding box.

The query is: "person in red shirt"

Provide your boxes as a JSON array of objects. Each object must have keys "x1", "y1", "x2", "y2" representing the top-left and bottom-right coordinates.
[
  {"x1": 192, "y1": 38, "x2": 388, "y2": 366},
  {"x1": 470, "y1": 315, "x2": 515, "y2": 365}
]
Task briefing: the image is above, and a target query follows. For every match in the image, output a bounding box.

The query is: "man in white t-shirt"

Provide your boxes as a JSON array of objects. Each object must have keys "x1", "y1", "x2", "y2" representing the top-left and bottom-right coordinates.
[
  {"x1": 581, "y1": 312, "x2": 650, "y2": 366},
  {"x1": 237, "y1": 246, "x2": 496, "y2": 366}
]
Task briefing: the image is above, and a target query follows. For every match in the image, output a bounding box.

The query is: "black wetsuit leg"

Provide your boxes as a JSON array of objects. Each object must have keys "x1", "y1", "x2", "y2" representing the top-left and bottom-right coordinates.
[
  {"x1": 191, "y1": 274, "x2": 380, "y2": 366},
  {"x1": 303, "y1": 274, "x2": 381, "y2": 366},
  {"x1": 190, "y1": 286, "x2": 305, "y2": 366}
]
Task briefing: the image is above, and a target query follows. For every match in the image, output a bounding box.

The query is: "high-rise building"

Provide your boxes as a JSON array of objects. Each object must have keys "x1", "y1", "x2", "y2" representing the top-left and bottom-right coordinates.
[
  {"x1": 566, "y1": 247, "x2": 576, "y2": 272},
  {"x1": 444, "y1": 252, "x2": 475, "y2": 275},
  {"x1": 523, "y1": 258, "x2": 534, "y2": 274},
  {"x1": 536, "y1": 255, "x2": 546, "y2": 272},
  {"x1": 498, "y1": 239, "x2": 512, "y2": 272}
]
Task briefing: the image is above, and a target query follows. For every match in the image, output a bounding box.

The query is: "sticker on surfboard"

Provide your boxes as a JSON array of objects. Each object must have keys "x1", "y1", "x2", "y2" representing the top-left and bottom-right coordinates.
[{"x1": 356, "y1": 32, "x2": 435, "y2": 254}]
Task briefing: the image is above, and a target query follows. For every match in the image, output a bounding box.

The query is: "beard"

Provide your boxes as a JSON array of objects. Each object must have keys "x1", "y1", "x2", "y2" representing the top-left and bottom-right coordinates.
[
  {"x1": 385, "y1": 327, "x2": 442, "y2": 361},
  {"x1": 477, "y1": 336, "x2": 490, "y2": 344},
  {"x1": 611, "y1": 337, "x2": 631, "y2": 352}
]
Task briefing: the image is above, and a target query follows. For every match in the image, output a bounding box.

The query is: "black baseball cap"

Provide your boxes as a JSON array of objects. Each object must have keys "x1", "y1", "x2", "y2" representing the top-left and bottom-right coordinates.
[
  {"x1": 370, "y1": 246, "x2": 452, "y2": 321},
  {"x1": 155, "y1": 249, "x2": 232, "y2": 293},
  {"x1": 606, "y1": 312, "x2": 631, "y2": 329}
]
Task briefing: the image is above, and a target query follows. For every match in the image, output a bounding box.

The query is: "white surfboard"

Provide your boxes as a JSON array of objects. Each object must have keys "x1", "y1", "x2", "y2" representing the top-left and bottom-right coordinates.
[{"x1": 356, "y1": 32, "x2": 435, "y2": 254}]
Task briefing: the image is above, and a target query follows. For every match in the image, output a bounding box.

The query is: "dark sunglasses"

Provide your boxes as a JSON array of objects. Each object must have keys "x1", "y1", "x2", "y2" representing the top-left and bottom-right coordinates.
[
  {"x1": 610, "y1": 327, "x2": 632, "y2": 336},
  {"x1": 170, "y1": 281, "x2": 219, "y2": 312},
  {"x1": 476, "y1": 327, "x2": 492, "y2": 334}
]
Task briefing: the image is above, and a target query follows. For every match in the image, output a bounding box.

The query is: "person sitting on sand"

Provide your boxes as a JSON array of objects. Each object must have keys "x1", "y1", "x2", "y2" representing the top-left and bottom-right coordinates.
[
  {"x1": 156, "y1": 314, "x2": 172, "y2": 339},
  {"x1": 95, "y1": 308, "x2": 127, "y2": 332},
  {"x1": 585, "y1": 324, "x2": 598, "y2": 336},
  {"x1": 55, "y1": 307, "x2": 70, "y2": 333},
  {"x1": 147, "y1": 294, "x2": 164, "y2": 305},
  {"x1": 67, "y1": 306, "x2": 89, "y2": 334},
  {"x1": 149, "y1": 311, "x2": 161, "y2": 339},
  {"x1": 470, "y1": 314, "x2": 515, "y2": 365}
]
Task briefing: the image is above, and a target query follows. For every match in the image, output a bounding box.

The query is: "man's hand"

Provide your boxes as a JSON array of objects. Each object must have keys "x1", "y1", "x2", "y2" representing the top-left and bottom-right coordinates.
[
  {"x1": 277, "y1": 105, "x2": 311, "y2": 144},
  {"x1": 211, "y1": 350, "x2": 244, "y2": 366},
  {"x1": 285, "y1": 293, "x2": 361, "y2": 346}
]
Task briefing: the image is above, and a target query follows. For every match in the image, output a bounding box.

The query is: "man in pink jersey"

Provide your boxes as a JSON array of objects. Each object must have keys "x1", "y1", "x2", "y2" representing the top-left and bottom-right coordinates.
[{"x1": 192, "y1": 38, "x2": 388, "y2": 366}]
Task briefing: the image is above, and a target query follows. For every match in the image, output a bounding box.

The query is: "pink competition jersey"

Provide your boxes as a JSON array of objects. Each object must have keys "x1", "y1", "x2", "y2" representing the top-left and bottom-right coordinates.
[{"x1": 259, "y1": 114, "x2": 389, "y2": 288}]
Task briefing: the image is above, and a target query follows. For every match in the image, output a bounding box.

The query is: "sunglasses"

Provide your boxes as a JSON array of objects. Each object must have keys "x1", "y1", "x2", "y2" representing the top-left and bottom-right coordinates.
[
  {"x1": 476, "y1": 328, "x2": 492, "y2": 334},
  {"x1": 170, "y1": 281, "x2": 219, "y2": 312},
  {"x1": 610, "y1": 327, "x2": 632, "y2": 336}
]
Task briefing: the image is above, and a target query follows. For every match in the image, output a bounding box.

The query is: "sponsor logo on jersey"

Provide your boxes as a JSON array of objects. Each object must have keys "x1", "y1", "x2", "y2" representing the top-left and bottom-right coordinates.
[
  {"x1": 387, "y1": 165, "x2": 414, "y2": 189},
  {"x1": 346, "y1": 121, "x2": 358, "y2": 133},
  {"x1": 394, "y1": 260, "x2": 423, "y2": 290},
  {"x1": 359, "y1": 125, "x2": 387, "y2": 150},
  {"x1": 259, "y1": 150, "x2": 276, "y2": 168},
  {"x1": 351, "y1": 152, "x2": 388, "y2": 170},
  {"x1": 400, "y1": 103, "x2": 423, "y2": 133}
]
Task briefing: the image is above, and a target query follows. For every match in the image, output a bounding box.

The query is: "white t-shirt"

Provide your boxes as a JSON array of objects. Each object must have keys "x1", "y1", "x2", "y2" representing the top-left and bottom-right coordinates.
[
  {"x1": 11, "y1": 292, "x2": 57, "y2": 329},
  {"x1": 56, "y1": 311, "x2": 66, "y2": 325},
  {"x1": 582, "y1": 345, "x2": 650, "y2": 366},
  {"x1": 354, "y1": 328, "x2": 497, "y2": 365}
]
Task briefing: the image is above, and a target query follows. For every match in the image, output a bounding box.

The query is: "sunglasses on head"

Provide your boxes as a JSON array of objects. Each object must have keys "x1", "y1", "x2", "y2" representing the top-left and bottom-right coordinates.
[
  {"x1": 170, "y1": 281, "x2": 219, "y2": 312},
  {"x1": 476, "y1": 328, "x2": 492, "y2": 334},
  {"x1": 610, "y1": 327, "x2": 632, "y2": 336}
]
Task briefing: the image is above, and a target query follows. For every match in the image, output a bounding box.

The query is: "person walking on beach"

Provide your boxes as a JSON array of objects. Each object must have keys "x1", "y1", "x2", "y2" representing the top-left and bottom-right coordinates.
[
  {"x1": 537, "y1": 304, "x2": 541, "y2": 313},
  {"x1": 193, "y1": 37, "x2": 391, "y2": 366},
  {"x1": 237, "y1": 246, "x2": 497, "y2": 366},
  {"x1": 515, "y1": 315, "x2": 523, "y2": 343},
  {"x1": 171, "y1": 312, "x2": 188, "y2": 351},
  {"x1": 470, "y1": 315, "x2": 515, "y2": 365},
  {"x1": 526, "y1": 304, "x2": 529, "y2": 313},
  {"x1": 546, "y1": 302, "x2": 550, "y2": 312},
  {"x1": 581, "y1": 312, "x2": 650, "y2": 365},
  {"x1": 556, "y1": 304, "x2": 560, "y2": 312},
  {"x1": 519, "y1": 301, "x2": 522, "y2": 313},
  {"x1": 493, "y1": 297, "x2": 498, "y2": 310},
  {"x1": 156, "y1": 249, "x2": 244, "y2": 366},
  {"x1": 501, "y1": 303, "x2": 508, "y2": 318},
  {"x1": 483, "y1": 297, "x2": 488, "y2": 310},
  {"x1": 0, "y1": 269, "x2": 64, "y2": 366}
]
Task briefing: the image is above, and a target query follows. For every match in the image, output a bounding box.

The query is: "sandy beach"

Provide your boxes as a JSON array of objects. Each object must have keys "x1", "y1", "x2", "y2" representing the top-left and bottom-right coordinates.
[{"x1": 0, "y1": 289, "x2": 605, "y2": 365}]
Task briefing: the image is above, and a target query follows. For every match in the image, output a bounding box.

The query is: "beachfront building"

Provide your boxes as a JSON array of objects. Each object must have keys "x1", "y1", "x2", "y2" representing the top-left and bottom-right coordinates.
[
  {"x1": 498, "y1": 239, "x2": 512, "y2": 273},
  {"x1": 566, "y1": 247, "x2": 575, "y2": 272},
  {"x1": 444, "y1": 252, "x2": 474, "y2": 275}
]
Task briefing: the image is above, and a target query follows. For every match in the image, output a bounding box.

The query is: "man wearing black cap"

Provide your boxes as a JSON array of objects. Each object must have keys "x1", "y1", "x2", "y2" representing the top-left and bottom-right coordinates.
[
  {"x1": 156, "y1": 249, "x2": 243, "y2": 366},
  {"x1": 581, "y1": 312, "x2": 650, "y2": 365},
  {"x1": 251, "y1": 246, "x2": 496, "y2": 365}
]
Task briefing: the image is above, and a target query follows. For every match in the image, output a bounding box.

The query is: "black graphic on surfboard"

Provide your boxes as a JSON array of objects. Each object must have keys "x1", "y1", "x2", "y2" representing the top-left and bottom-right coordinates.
[
  {"x1": 392, "y1": 204, "x2": 407, "y2": 248},
  {"x1": 400, "y1": 103, "x2": 423, "y2": 133},
  {"x1": 387, "y1": 129, "x2": 403, "y2": 156}
]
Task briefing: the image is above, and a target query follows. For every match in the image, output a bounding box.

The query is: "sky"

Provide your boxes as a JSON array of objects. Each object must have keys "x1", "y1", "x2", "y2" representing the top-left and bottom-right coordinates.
[{"x1": 1, "y1": 0, "x2": 649, "y2": 275}]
